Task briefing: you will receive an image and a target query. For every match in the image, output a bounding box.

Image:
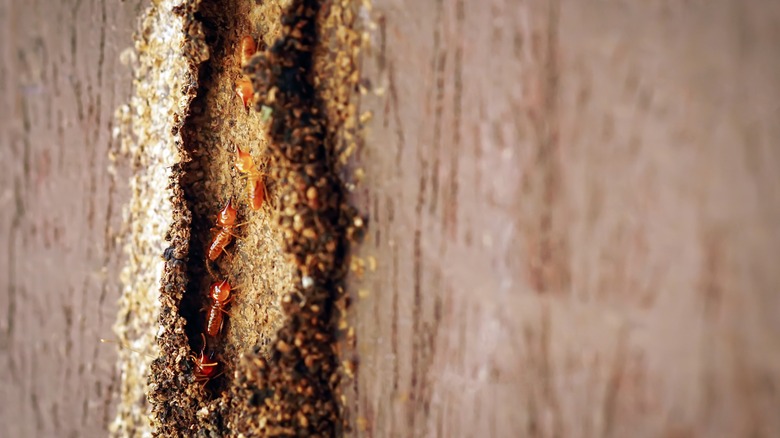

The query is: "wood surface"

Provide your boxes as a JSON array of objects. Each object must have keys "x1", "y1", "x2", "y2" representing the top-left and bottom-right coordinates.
[
  {"x1": 2, "y1": 0, "x2": 780, "y2": 437},
  {"x1": 0, "y1": 0, "x2": 143, "y2": 436},
  {"x1": 345, "y1": 0, "x2": 780, "y2": 436}
]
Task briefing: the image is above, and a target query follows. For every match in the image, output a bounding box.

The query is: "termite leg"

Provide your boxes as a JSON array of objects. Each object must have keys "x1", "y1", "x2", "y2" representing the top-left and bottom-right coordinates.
[
  {"x1": 261, "y1": 180, "x2": 273, "y2": 210},
  {"x1": 200, "y1": 369, "x2": 224, "y2": 384},
  {"x1": 195, "y1": 377, "x2": 212, "y2": 388},
  {"x1": 236, "y1": 173, "x2": 261, "y2": 181}
]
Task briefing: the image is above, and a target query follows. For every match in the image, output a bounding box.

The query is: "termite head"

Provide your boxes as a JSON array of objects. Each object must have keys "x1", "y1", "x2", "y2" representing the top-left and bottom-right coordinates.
[
  {"x1": 210, "y1": 279, "x2": 232, "y2": 302},
  {"x1": 217, "y1": 199, "x2": 237, "y2": 227},
  {"x1": 235, "y1": 78, "x2": 254, "y2": 109},
  {"x1": 195, "y1": 350, "x2": 218, "y2": 376},
  {"x1": 192, "y1": 333, "x2": 219, "y2": 379},
  {"x1": 234, "y1": 145, "x2": 255, "y2": 174},
  {"x1": 240, "y1": 35, "x2": 257, "y2": 67}
]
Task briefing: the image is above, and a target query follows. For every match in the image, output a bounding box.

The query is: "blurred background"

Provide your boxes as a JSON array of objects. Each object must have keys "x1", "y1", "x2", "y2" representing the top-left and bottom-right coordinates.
[{"x1": 1, "y1": 0, "x2": 779, "y2": 436}]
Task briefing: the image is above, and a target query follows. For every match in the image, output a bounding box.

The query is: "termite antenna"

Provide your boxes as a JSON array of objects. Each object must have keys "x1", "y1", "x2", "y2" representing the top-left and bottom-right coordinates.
[{"x1": 205, "y1": 259, "x2": 219, "y2": 279}]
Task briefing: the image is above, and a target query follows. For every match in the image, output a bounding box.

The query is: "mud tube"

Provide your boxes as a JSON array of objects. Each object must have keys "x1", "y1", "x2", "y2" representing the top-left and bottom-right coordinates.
[{"x1": 111, "y1": 0, "x2": 366, "y2": 435}]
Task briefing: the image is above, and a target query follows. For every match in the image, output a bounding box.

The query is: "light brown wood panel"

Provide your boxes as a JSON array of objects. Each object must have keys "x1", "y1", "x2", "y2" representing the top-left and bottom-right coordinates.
[
  {"x1": 2, "y1": 0, "x2": 780, "y2": 436},
  {"x1": 0, "y1": 0, "x2": 142, "y2": 436},
  {"x1": 345, "y1": 0, "x2": 780, "y2": 436}
]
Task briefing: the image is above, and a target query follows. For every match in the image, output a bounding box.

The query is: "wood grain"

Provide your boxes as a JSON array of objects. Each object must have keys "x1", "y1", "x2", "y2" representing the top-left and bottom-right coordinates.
[
  {"x1": 0, "y1": 0, "x2": 142, "y2": 436},
  {"x1": 345, "y1": 0, "x2": 780, "y2": 436},
  {"x1": 1, "y1": 0, "x2": 780, "y2": 436}
]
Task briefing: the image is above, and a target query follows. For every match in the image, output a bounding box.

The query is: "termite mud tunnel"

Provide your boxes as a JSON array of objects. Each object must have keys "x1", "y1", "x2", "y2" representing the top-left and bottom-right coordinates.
[{"x1": 146, "y1": 0, "x2": 364, "y2": 435}]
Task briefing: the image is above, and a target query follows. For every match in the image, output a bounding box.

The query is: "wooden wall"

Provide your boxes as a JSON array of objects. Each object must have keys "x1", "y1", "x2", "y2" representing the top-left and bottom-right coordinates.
[{"x1": 2, "y1": 0, "x2": 779, "y2": 436}]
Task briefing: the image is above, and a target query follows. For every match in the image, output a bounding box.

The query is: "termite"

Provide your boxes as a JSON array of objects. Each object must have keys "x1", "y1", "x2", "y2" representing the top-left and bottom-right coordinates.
[
  {"x1": 207, "y1": 199, "x2": 240, "y2": 262},
  {"x1": 240, "y1": 35, "x2": 257, "y2": 66},
  {"x1": 204, "y1": 279, "x2": 234, "y2": 337},
  {"x1": 236, "y1": 35, "x2": 257, "y2": 109},
  {"x1": 235, "y1": 77, "x2": 254, "y2": 109},
  {"x1": 234, "y1": 145, "x2": 268, "y2": 210},
  {"x1": 190, "y1": 333, "x2": 221, "y2": 385}
]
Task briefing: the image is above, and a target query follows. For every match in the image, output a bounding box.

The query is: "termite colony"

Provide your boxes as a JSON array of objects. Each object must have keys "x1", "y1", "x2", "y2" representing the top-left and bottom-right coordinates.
[
  {"x1": 149, "y1": 0, "x2": 363, "y2": 433},
  {"x1": 188, "y1": 34, "x2": 268, "y2": 389},
  {"x1": 225, "y1": 0, "x2": 365, "y2": 434}
]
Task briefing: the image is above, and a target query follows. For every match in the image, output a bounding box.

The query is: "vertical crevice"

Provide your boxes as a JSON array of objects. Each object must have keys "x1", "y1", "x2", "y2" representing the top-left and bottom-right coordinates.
[{"x1": 147, "y1": 0, "x2": 363, "y2": 435}]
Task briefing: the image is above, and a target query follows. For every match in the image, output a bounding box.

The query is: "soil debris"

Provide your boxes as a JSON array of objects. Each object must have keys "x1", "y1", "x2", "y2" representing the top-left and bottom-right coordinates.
[
  {"x1": 122, "y1": 0, "x2": 370, "y2": 435},
  {"x1": 227, "y1": 0, "x2": 365, "y2": 434}
]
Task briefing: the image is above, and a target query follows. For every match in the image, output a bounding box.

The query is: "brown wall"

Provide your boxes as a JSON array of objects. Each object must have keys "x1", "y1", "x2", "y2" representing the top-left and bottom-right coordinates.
[
  {"x1": 2, "y1": 0, "x2": 779, "y2": 436},
  {"x1": 346, "y1": 0, "x2": 780, "y2": 436},
  {"x1": 0, "y1": 0, "x2": 143, "y2": 436}
]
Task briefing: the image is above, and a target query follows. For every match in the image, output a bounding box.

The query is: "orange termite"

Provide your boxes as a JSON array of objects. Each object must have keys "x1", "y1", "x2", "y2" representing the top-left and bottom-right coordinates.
[
  {"x1": 204, "y1": 279, "x2": 233, "y2": 337},
  {"x1": 234, "y1": 146, "x2": 267, "y2": 210},
  {"x1": 235, "y1": 77, "x2": 254, "y2": 109},
  {"x1": 207, "y1": 199, "x2": 239, "y2": 261},
  {"x1": 236, "y1": 35, "x2": 257, "y2": 108},
  {"x1": 190, "y1": 333, "x2": 221, "y2": 385},
  {"x1": 240, "y1": 35, "x2": 257, "y2": 66}
]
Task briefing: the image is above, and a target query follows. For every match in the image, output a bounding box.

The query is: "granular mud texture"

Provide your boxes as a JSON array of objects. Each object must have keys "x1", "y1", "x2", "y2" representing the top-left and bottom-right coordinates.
[
  {"x1": 229, "y1": 1, "x2": 361, "y2": 433},
  {"x1": 143, "y1": 0, "x2": 365, "y2": 436}
]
